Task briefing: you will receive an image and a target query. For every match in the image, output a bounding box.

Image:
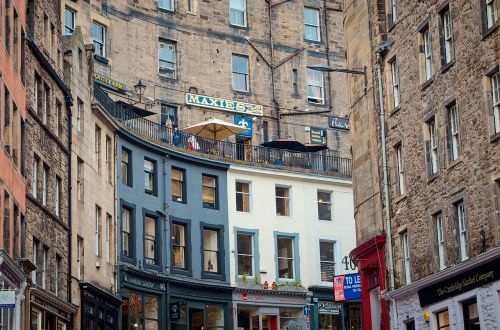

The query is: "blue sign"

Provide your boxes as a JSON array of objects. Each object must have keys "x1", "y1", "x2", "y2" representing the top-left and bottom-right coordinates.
[
  {"x1": 303, "y1": 306, "x2": 310, "y2": 317},
  {"x1": 343, "y1": 273, "x2": 361, "y2": 300},
  {"x1": 234, "y1": 116, "x2": 253, "y2": 138}
]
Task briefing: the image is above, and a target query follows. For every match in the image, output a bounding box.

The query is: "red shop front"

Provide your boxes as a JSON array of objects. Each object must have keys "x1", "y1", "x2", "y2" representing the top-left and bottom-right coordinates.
[{"x1": 349, "y1": 235, "x2": 389, "y2": 330}]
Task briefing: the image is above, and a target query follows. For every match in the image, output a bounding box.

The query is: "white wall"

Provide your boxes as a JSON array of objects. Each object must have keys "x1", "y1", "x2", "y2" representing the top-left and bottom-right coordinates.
[{"x1": 227, "y1": 165, "x2": 357, "y2": 289}]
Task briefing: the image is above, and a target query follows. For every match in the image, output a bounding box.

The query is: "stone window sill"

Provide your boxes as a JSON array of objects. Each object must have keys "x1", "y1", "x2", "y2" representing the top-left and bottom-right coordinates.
[
  {"x1": 447, "y1": 158, "x2": 463, "y2": 171},
  {"x1": 394, "y1": 193, "x2": 407, "y2": 204},
  {"x1": 421, "y1": 77, "x2": 434, "y2": 91},
  {"x1": 481, "y1": 22, "x2": 499, "y2": 40},
  {"x1": 390, "y1": 105, "x2": 401, "y2": 117},
  {"x1": 441, "y1": 60, "x2": 455, "y2": 74},
  {"x1": 490, "y1": 131, "x2": 500, "y2": 143}
]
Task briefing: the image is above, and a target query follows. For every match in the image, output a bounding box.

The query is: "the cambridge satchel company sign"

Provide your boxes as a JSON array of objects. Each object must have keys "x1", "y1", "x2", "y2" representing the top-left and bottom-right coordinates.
[{"x1": 185, "y1": 93, "x2": 264, "y2": 116}]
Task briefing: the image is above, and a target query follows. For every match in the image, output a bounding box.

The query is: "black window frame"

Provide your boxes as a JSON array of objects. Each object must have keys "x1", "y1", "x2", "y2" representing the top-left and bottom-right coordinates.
[
  {"x1": 202, "y1": 174, "x2": 219, "y2": 209},
  {"x1": 120, "y1": 200, "x2": 136, "y2": 264},
  {"x1": 171, "y1": 167, "x2": 186, "y2": 203},
  {"x1": 170, "y1": 217, "x2": 192, "y2": 276},
  {"x1": 144, "y1": 157, "x2": 157, "y2": 196},
  {"x1": 200, "y1": 223, "x2": 225, "y2": 280},
  {"x1": 462, "y1": 298, "x2": 480, "y2": 330},
  {"x1": 143, "y1": 209, "x2": 161, "y2": 269},
  {"x1": 121, "y1": 147, "x2": 132, "y2": 187}
]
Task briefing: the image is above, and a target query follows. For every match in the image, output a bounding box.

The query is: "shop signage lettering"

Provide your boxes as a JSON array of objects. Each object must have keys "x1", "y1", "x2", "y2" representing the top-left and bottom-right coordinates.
[
  {"x1": 170, "y1": 302, "x2": 180, "y2": 321},
  {"x1": 310, "y1": 127, "x2": 327, "y2": 145},
  {"x1": 93, "y1": 73, "x2": 127, "y2": 93},
  {"x1": 122, "y1": 273, "x2": 167, "y2": 292},
  {"x1": 328, "y1": 116, "x2": 350, "y2": 131},
  {"x1": 318, "y1": 301, "x2": 341, "y2": 315},
  {"x1": 0, "y1": 291, "x2": 15, "y2": 308},
  {"x1": 334, "y1": 273, "x2": 361, "y2": 301},
  {"x1": 234, "y1": 116, "x2": 253, "y2": 138},
  {"x1": 418, "y1": 258, "x2": 499, "y2": 307},
  {"x1": 185, "y1": 93, "x2": 264, "y2": 116}
]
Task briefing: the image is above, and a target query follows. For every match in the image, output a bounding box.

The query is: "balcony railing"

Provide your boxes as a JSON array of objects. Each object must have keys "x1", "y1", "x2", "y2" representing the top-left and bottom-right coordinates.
[{"x1": 94, "y1": 85, "x2": 351, "y2": 177}]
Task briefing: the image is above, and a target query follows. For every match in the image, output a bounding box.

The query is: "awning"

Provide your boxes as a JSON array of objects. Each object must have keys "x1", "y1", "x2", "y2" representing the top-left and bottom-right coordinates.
[
  {"x1": 116, "y1": 101, "x2": 156, "y2": 117},
  {"x1": 261, "y1": 139, "x2": 305, "y2": 151}
]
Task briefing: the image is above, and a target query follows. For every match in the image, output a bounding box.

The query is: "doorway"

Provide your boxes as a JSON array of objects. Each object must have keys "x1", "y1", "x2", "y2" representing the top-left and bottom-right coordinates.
[
  {"x1": 189, "y1": 308, "x2": 204, "y2": 330},
  {"x1": 236, "y1": 137, "x2": 251, "y2": 161}
]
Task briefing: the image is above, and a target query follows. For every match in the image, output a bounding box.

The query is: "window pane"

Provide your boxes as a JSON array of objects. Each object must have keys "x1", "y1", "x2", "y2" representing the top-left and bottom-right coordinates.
[
  {"x1": 172, "y1": 223, "x2": 186, "y2": 269},
  {"x1": 144, "y1": 296, "x2": 158, "y2": 319},
  {"x1": 276, "y1": 186, "x2": 289, "y2": 198},
  {"x1": 277, "y1": 237, "x2": 293, "y2": 258},
  {"x1": 204, "y1": 229, "x2": 219, "y2": 272},
  {"x1": 236, "y1": 182, "x2": 249, "y2": 193},
  {"x1": 206, "y1": 305, "x2": 225, "y2": 327},
  {"x1": 232, "y1": 55, "x2": 248, "y2": 74},
  {"x1": 204, "y1": 229, "x2": 218, "y2": 250},
  {"x1": 237, "y1": 234, "x2": 252, "y2": 254}
]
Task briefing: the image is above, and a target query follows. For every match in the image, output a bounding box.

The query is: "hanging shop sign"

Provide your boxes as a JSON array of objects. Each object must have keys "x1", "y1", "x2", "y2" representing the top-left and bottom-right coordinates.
[
  {"x1": 0, "y1": 291, "x2": 15, "y2": 308},
  {"x1": 334, "y1": 273, "x2": 361, "y2": 301},
  {"x1": 93, "y1": 73, "x2": 127, "y2": 93},
  {"x1": 328, "y1": 116, "x2": 350, "y2": 131},
  {"x1": 234, "y1": 116, "x2": 253, "y2": 138},
  {"x1": 418, "y1": 257, "x2": 499, "y2": 307},
  {"x1": 170, "y1": 302, "x2": 180, "y2": 321},
  {"x1": 310, "y1": 127, "x2": 327, "y2": 145},
  {"x1": 185, "y1": 93, "x2": 264, "y2": 116},
  {"x1": 318, "y1": 301, "x2": 342, "y2": 315}
]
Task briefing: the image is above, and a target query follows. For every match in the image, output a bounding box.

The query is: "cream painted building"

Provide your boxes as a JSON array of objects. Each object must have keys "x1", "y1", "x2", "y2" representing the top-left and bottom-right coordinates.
[
  {"x1": 64, "y1": 28, "x2": 121, "y2": 330},
  {"x1": 227, "y1": 165, "x2": 359, "y2": 330}
]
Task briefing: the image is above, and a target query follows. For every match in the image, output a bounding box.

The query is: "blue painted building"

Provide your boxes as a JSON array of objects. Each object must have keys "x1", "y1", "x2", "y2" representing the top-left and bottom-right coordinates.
[{"x1": 116, "y1": 128, "x2": 232, "y2": 330}]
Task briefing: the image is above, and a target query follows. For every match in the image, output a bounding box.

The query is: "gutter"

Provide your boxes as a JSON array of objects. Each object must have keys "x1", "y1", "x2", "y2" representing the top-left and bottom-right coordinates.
[{"x1": 66, "y1": 94, "x2": 73, "y2": 304}]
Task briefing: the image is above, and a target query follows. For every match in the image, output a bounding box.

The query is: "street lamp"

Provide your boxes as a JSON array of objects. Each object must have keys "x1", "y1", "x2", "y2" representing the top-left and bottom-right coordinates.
[
  {"x1": 134, "y1": 80, "x2": 147, "y2": 103},
  {"x1": 309, "y1": 64, "x2": 367, "y2": 92}
]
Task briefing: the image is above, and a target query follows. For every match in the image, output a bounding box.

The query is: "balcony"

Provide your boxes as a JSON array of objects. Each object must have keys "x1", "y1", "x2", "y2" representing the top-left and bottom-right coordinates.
[{"x1": 93, "y1": 85, "x2": 351, "y2": 177}]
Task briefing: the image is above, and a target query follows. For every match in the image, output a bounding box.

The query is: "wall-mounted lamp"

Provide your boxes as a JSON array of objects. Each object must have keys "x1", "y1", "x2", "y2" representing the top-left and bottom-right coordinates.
[{"x1": 134, "y1": 80, "x2": 147, "y2": 103}]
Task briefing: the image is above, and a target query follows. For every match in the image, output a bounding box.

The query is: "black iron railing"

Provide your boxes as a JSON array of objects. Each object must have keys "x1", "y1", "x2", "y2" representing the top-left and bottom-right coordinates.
[{"x1": 94, "y1": 85, "x2": 351, "y2": 177}]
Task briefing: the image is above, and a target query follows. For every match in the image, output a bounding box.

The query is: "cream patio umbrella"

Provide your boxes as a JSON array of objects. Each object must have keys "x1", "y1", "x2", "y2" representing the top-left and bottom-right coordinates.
[{"x1": 182, "y1": 118, "x2": 247, "y2": 141}]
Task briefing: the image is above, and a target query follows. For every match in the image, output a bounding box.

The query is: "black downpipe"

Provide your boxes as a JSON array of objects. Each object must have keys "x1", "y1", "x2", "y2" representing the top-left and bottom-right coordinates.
[{"x1": 66, "y1": 95, "x2": 73, "y2": 305}]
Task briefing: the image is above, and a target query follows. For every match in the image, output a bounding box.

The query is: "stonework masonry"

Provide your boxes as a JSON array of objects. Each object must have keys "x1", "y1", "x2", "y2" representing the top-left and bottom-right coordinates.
[{"x1": 61, "y1": 0, "x2": 351, "y2": 158}]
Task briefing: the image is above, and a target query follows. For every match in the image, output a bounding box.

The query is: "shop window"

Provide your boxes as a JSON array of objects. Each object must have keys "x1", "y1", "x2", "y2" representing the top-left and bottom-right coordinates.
[
  {"x1": 172, "y1": 222, "x2": 187, "y2": 269},
  {"x1": 203, "y1": 228, "x2": 220, "y2": 274},
  {"x1": 123, "y1": 293, "x2": 159, "y2": 330},
  {"x1": 236, "y1": 181, "x2": 251, "y2": 212},
  {"x1": 202, "y1": 174, "x2": 218, "y2": 209},
  {"x1": 169, "y1": 301, "x2": 187, "y2": 329},
  {"x1": 319, "y1": 313, "x2": 342, "y2": 330},
  {"x1": 277, "y1": 236, "x2": 294, "y2": 280},
  {"x1": 206, "y1": 305, "x2": 225, "y2": 329},
  {"x1": 31, "y1": 309, "x2": 42, "y2": 330},
  {"x1": 436, "y1": 309, "x2": 450, "y2": 330},
  {"x1": 237, "y1": 233, "x2": 254, "y2": 276},
  {"x1": 462, "y1": 299, "x2": 480, "y2": 330},
  {"x1": 171, "y1": 167, "x2": 185, "y2": 203}
]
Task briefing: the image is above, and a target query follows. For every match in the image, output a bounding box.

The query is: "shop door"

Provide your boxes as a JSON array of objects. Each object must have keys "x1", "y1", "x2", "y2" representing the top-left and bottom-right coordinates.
[{"x1": 189, "y1": 308, "x2": 204, "y2": 330}]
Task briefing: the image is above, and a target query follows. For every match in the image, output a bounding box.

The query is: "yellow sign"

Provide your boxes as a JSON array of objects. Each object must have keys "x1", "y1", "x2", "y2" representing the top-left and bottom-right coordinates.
[
  {"x1": 93, "y1": 73, "x2": 126, "y2": 93},
  {"x1": 185, "y1": 93, "x2": 263, "y2": 116}
]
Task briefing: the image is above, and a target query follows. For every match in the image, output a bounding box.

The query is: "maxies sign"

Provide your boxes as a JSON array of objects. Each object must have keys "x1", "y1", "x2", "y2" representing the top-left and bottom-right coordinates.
[
  {"x1": 185, "y1": 93, "x2": 264, "y2": 116},
  {"x1": 418, "y1": 257, "x2": 499, "y2": 307}
]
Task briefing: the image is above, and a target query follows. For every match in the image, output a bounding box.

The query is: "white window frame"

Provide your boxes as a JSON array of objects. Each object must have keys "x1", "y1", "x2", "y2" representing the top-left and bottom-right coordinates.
[
  {"x1": 106, "y1": 136, "x2": 112, "y2": 183},
  {"x1": 236, "y1": 233, "x2": 254, "y2": 277},
  {"x1": 449, "y1": 104, "x2": 460, "y2": 160},
  {"x1": 32, "y1": 240, "x2": 38, "y2": 284},
  {"x1": 486, "y1": 0, "x2": 499, "y2": 29},
  {"x1": 232, "y1": 54, "x2": 249, "y2": 92},
  {"x1": 277, "y1": 236, "x2": 295, "y2": 280},
  {"x1": 92, "y1": 21, "x2": 106, "y2": 58},
  {"x1": 42, "y1": 86, "x2": 48, "y2": 125},
  {"x1": 307, "y1": 68, "x2": 325, "y2": 104},
  {"x1": 77, "y1": 158, "x2": 84, "y2": 201},
  {"x1": 319, "y1": 240, "x2": 336, "y2": 284},
  {"x1": 55, "y1": 176, "x2": 60, "y2": 216},
  {"x1": 77, "y1": 237, "x2": 83, "y2": 279},
  {"x1": 401, "y1": 231, "x2": 411, "y2": 284},
  {"x1": 491, "y1": 71, "x2": 500, "y2": 133},
  {"x1": 304, "y1": 7, "x2": 320, "y2": 42},
  {"x1": 235, "y1": 181, "x2": 251, "y2": 213},
  {"x1": 390, "y1": 0, "x2": 397, "y2": 22},
  {"x1": 317, "y1": 190, "x2": 332, "y2": 221},
  {"x1": 429, "y1": 119, "x2": 438, "y2": 174},
  {"x1": 275, "y1": 185, "x2": 291, "y2": 217},
  {"x1": 33, "y1": 158, "x2": 38, "y2": 197},
  {"x1": 396, "y1": 145, "x2": 406, "y2": 195},
  {"x1": 230, "y1": 0, "x2": 247, "y2": 27},
  {"x1": 95, "y1": 125, "x2": 101, "y2": 173},
  {"x1": 158, "y1": 0, "x2": 174, "y2": 11},
  {"x1": 64, "y1": 7, "x2": 75, "y2": 36},
  {"x1": 457, "y1": 202, "x2": 468, "y2": 261},
  {"x1": 76, "y1": 100, "x2": 82, "y2": 132},
  {"x1": 42, "y1": 165, "x2": 47, "y2": 206},
  {"x1": 105, "y1": 214, "x2": 111, "y2": 262},
  {"x1": 435, "y1": 214, "x2": 445, "y2": 270},
  {"x1": 442, "y1": 9, "x2": 453, "y2": 64},
  {"x1": 391, "y1": 59, "x2": 400, "y2": 109},
  {"x1": 158, "y1": 41, "x2": 177, "y2": 79},
  {"x1": 423, "y1": 29, "x2": 432, "y2": 81},
  {"x1": 42, "y1": 246, "x2": 48, "y2": 289},
  {"x1": 95, "y1": 206, "x2": 101, "y2": 257},
  {"x1": 144, "y1": 215, "x2": 157, "y2": 265}
]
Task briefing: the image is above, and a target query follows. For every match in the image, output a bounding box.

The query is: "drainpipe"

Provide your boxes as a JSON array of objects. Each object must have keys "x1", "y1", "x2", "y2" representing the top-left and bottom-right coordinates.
[
  {"x1": 375, "y1": 48, "x2": 395, "y2": 292},
  {"x1": 267, "y1": 0, "x2": 280, "y2": 138},
  {"x1": 66, "y1": 96, "x2": 73, "y2": 304},
  {"x1": 114, "y1": 133, "x2": 119, "y2": 297}
]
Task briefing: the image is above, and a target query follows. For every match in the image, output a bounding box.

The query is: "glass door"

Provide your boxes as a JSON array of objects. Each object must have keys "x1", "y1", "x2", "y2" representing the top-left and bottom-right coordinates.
[{"x1": 189, "y1": 308, "x2": 204, "y2": 330}]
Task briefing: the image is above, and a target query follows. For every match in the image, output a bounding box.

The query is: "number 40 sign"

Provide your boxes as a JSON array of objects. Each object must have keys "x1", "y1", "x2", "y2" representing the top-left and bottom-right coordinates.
[{"x1": 341, "y1": 256, "x2": 357, "y2": 271}]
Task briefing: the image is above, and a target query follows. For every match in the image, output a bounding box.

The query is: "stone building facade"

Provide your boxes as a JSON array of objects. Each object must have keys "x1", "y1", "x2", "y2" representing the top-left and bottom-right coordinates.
[
  {"x1": 0, "y1": 0, "x2": 28, "y2": 329},
  {"x1": 60, "y1": 0, "x2": 351, "y2": 158},
  {"x1": 63, "y1": 28, "x2": 121, "y2": 330},
  {"x1": 24, "y1": 0, "x2": 77, "y2": 328},
  {"x1": 344, "y1": 0, "x2": 500, "y2": 329}
]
